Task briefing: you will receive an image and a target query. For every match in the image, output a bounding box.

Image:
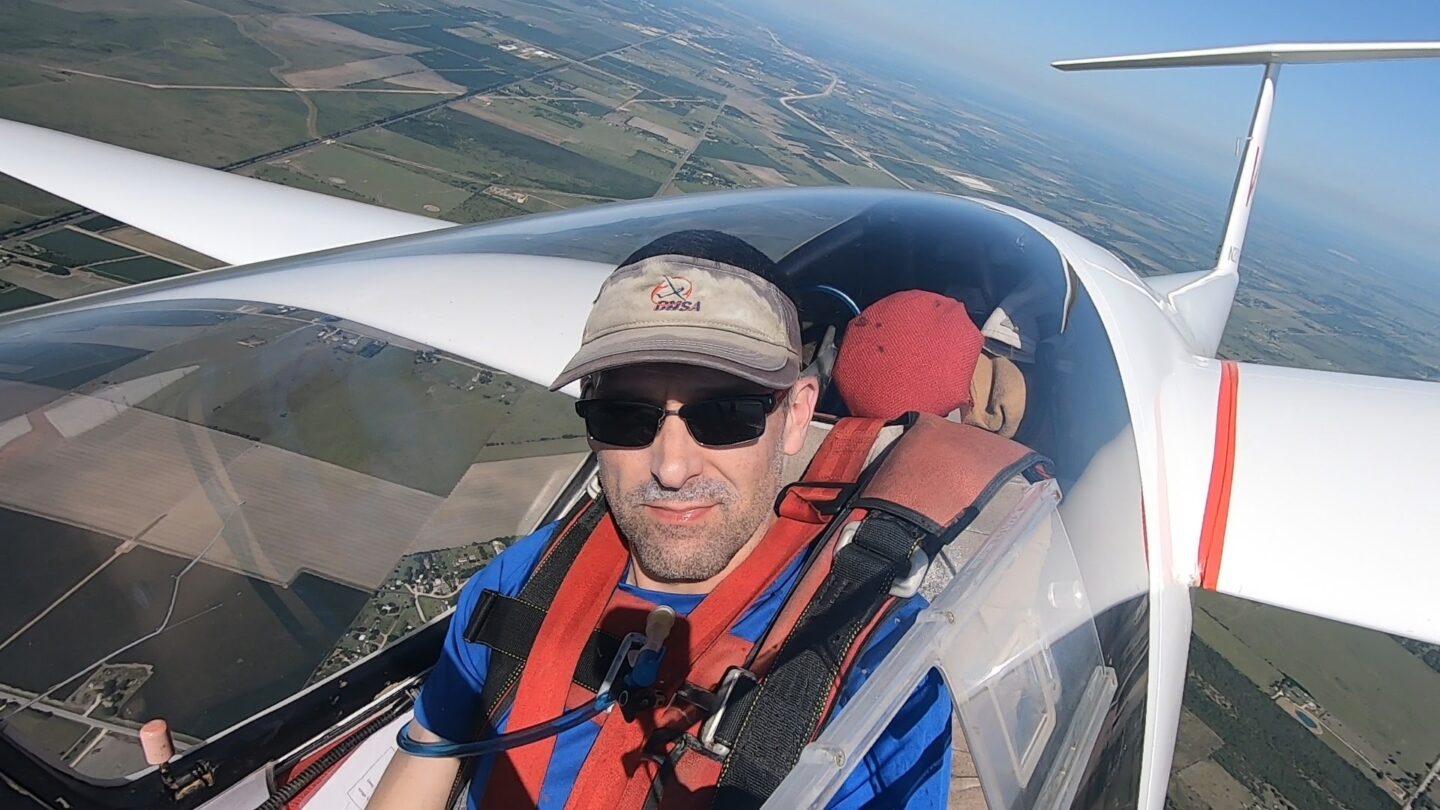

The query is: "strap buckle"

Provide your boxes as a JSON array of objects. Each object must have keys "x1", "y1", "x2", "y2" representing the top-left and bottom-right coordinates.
[
  {"x1": 698, "y1": 666, "x2": 756, "y2": 758},
  {"x1": 834, "y1": 519, "x2": 931, "y2": 599},
  {"x1": 774, "y1": 481, "x2": 856, "y2": 521}
]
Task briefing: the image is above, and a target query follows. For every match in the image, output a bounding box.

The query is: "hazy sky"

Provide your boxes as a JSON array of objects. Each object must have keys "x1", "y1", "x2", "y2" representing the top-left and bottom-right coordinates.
[{"x1": 755, "y1": 0, "x2": 1440, "y2": 257}]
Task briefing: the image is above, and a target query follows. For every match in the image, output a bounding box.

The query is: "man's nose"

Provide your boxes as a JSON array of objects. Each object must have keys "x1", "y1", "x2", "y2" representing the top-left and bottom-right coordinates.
[{"x1": 650, "y1": 411, "x2": 702, "y2": 489}]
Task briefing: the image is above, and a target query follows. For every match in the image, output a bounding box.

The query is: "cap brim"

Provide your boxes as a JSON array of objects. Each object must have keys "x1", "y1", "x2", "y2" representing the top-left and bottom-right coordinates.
[{"x1": 549, "y1": 326, "x2": 799, "y2": 391}]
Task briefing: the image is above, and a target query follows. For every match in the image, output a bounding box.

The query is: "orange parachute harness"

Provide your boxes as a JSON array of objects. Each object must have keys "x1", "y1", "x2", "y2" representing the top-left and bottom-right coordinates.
[{"x1": 450, "y1": 414, "x2": 1048, "y2": 810}]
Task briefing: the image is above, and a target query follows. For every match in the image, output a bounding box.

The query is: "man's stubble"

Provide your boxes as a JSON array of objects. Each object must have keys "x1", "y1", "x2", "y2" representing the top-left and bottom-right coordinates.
[{"x1": 601, "y1": 442, "x2": 786, "y2": 585}]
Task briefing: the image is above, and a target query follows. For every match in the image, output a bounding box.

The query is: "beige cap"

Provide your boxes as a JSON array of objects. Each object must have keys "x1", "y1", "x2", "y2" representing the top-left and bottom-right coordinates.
[{"x1": 550, "y1": 255, "x2": 802, "y2": 391}]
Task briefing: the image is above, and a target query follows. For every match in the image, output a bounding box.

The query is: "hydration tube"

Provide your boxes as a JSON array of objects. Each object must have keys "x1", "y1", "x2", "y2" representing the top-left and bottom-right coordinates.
[
  {"x1": 799, "y1": 284, "x2": 862, "y2": 318},
  {"x1": 397, "y1": 607, "x2": 676, "y2": 759}
]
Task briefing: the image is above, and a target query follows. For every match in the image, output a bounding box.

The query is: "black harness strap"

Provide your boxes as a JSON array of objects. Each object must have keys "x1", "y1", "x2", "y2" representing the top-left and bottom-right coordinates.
[
  {"x1": 707, "y1": 417, "x2": 1055, "y2": 809},
  {"x1": 470, "y1": 495, "x2": 605, "y2": 722},
  {"x1": 446, "y1": 495, "x2": 604, "y2": 808},
  {"x1": 465, "y1": 590, "x2": 623, "y2": 692},
  {"x1": 711, "y1": 512, "x2": 926, "y2": 808}
]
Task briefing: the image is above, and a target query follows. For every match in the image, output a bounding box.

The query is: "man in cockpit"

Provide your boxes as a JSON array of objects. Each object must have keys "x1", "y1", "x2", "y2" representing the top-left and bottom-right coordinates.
[{"x1": 370, "y1": 231, "x2": 950, "y2": 809}]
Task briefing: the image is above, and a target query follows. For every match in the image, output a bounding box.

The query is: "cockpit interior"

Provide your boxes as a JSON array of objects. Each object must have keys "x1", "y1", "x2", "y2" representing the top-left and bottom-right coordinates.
[{"x1": 0, "y1": 189, "x2": 1143, "y2": 809}]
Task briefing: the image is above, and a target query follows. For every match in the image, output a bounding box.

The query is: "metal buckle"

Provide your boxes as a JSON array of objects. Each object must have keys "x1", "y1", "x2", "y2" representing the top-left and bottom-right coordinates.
[
  {"x1": 889, "y1": 548, "x2": 930, "y2": 598},
  {"x1": 834, "y1": 519, "x2": 931, "y2": 599},
  {"x1": 698, "y1": 667, "x2": 756, "y2": 758}
]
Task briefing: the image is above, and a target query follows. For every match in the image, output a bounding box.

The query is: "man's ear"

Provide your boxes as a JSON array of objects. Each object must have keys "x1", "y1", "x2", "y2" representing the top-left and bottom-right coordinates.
[{"x1": 781, "y1": 376, "x2": 820, "y2": 456}]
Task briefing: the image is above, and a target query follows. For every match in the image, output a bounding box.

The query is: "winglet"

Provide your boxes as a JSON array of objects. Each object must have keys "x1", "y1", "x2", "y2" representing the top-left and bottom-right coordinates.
[{"x1": 1053, "y1": 42, "x2": 1440, "y2": 356}]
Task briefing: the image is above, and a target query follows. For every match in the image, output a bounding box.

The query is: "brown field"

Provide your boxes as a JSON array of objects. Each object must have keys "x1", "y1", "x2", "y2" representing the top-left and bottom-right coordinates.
[
  {"x1": 1171, "y1": 709, "x2": 1224, "y2": 772},
  {"x1": 0, "y1": 262, "x2": 125, "y2": 299},
  {"x1": 385, "y1": 70, "x2": 466, "y2": 94},
  {"x1": 257, "y1": 15, "x2": 422, "y2": 57},
  {"x1": 449, "y1": 98, "x2": 568, "y2": 145},
  {"x1": 99, "y1": 227, "x2": 223, "y2": 270},
  {"x1": 626, "y1": 116, "x2": 698, "y2": 150},
  {"x1": 283, "y1": 55, "x2": 431, "y2": 90},
  {"x1": 1174, "y1": 760, "x2": 1261, "y2": 810},
  {"x1": 723, "y1": 160, "x2": 793, "y2": 186},
  {"x1": 405, "y1": 453, "x2": 587, "y2": 554},
  {"x1": 35, "y1": 0, "x2": 214, "y2": 15},
  {"x1": 0, "y1": 395, "x2": 442, "y2": 591}
]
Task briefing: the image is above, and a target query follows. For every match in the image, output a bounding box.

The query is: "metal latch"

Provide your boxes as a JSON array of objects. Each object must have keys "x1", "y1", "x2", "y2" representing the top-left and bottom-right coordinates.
[{"x1": 698, "y1": 667, "x2": 757, "y2": 758}]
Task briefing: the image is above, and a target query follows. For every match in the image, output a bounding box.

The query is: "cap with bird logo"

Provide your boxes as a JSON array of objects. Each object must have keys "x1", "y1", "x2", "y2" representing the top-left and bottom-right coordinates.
[{"x1": 550, "y1": 254, "x2": 802, "y2": 391}]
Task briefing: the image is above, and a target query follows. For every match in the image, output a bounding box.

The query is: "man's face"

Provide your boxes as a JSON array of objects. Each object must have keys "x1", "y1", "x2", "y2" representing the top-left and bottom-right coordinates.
[{"x1": 591, "y1": 363, "x2": 817, "y2": 586}]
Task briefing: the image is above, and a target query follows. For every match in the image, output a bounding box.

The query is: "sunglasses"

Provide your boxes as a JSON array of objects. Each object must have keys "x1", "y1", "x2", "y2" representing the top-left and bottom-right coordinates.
[{"x1": 574, "y1": 392, "x2": 783, "y2": 448}]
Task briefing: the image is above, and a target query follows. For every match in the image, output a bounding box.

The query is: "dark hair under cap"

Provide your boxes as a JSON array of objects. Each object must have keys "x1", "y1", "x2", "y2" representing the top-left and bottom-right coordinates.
[{"x1": 621, "y1": 230, "x2": 784, "y2": 290}]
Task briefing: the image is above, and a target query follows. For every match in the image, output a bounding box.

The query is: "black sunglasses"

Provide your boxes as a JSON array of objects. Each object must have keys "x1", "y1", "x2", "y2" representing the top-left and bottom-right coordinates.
[{"x1": 574, "y1": 392, "x2": 783, "y2": 448}]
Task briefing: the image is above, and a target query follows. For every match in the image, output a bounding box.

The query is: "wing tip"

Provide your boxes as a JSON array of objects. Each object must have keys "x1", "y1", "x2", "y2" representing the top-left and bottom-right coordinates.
[{"x1": 1053, "y1": 41, "x2": 1440, "y2": 71}]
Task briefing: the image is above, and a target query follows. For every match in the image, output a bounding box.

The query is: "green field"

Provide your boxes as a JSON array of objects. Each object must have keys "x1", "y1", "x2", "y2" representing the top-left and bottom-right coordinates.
[
  {"x1": 593, "y1": 54, "x2": 724, "y2": 102},
  {"x1": 1190, "y1": 605, "x2": 1283, "y2": 690},
  {"x1": 1196, "y1": 589, "x2": 1440, "y2": 778},
  {"x1": 244, "y1": 164, "x2": 381, "y2": 204},
  {"x1": 240, "y1": 12, "x2": 415, "y2": 73},
  {"x1": 449, "y1": 192, "x2": 534, "y2": 223},
  {"x1": 88, "y1": 256, "x2": 191, "y2": 283},
  {"x1": 0, "y1": 205, "x2": 39, "y2": 232},
  {"x1": 0, "y1": 174, "x2": 76, "y2": 230},
  {"x1": 1183, "y1": 636, "x2": 1396, "y2": 810},
  {"x1": 695, "y1": 141, "x2": 785, "y2": 171},
  {"x1": 625, "y1": 99, "x2": 714, "y2": 137},
  {"x1": 133, "y1": 321, "x2": 513, "y2": 497},
  {"x1": 0, "y1": 61, "x2": 60, "y2": 91},
  {"x1": 473, "y1": 386, "x2": 587, "y2": 462},
  {"x1": 0, "y1": 77, "x2": 310, "y2": 168},
  {"x1": 27, "y1": 229, "x2": 138, "y2": 264},
  {"x1": 547, "y1": 64, "x2": 642, "y2": 105},
  {"x1": 0, "y1": 285, "x2": 55, "y2": 313},
  {"x1": 712, "y1": 107, "x2": 774, "y2": 146},
  {"x1": 817, "y1": 160, "x2": 905, "y2": 189},
  {"x1": 282, "y1": 144, "x2": 472, "y2": 214},
  {"x1": 875, "y1": 155, "x2": 967, "y2": 194},
  {"x1": 0, "y1": 1, "x2": 284, "y2": 87},
  {"x1": 347, "y1": 126, "x2": 495, "y2": 179},
  {"x1": 464, "y1": 97, "x2": 588, "y2": 141},
  {"x1": 391, "y1": 108, "x2": 660, "y2": 198},
  {"x1": 488, "y1": 15, "x2": 640, "y2": 60},
  {"x1": 309, "y1": 91, "x2": 450, "y2": 137}
]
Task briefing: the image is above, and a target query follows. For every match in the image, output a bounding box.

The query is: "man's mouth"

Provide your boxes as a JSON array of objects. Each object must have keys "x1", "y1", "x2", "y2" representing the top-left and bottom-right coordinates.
[{"x1": 644, "y1": 503, "x2": 716, "y2": 524}]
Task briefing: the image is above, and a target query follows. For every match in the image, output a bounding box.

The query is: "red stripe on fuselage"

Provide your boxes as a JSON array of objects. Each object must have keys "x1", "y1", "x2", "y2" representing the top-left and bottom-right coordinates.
[{"x1": 1198, "y1": 361, "x2": 1239, "y2": 590}]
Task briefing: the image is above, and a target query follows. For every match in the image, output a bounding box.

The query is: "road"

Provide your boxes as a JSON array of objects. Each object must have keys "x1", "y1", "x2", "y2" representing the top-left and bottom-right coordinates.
[
  {"x1": 0, "y1": 682, "x2": 201, "y2": 744},
  {"x1": 654, "y1": 97, "x2": 729, "y2": 197},
  {"x1": 777, "y1": 73, "x2": 911, "y2": 189},
  {"x1": 765, "y1": 28, "x2": 912, "y2": 190},
  {"x1": 45, "y1": 67, "x2": 455, "y2": 94},
  {"x1": 0, "y1": 532, "x2": 141, "y2": 654}
]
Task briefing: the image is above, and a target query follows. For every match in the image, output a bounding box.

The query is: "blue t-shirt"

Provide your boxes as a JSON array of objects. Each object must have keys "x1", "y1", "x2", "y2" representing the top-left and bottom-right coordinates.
[{"x1": 415, "y1": 522, "x2": 951, "y2": 809}]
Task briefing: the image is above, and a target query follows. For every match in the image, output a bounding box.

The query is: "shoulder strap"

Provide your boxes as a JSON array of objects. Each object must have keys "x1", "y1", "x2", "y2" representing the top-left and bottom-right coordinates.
[
  {"x1": 852, "y1": 412, "x2": 1049, "y2": 540},
  {"x1": 710, "y1": 413, "x2": 1052, "y2": 809},
  {"x1": 446, "y1": 495, "x2": 605, "y2": 809},
  {"x1": 568, "y1": 418, "x2": 887, "y2": 810},
  {"x1": 472, "y1": 494, "x2": 606, "y2": 725}
]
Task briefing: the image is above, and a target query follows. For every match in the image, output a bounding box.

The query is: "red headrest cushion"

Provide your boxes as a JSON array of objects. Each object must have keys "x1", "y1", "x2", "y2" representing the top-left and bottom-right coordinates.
[{"x1": 833, "y1": 290, "x2": 983, "y2": 421}]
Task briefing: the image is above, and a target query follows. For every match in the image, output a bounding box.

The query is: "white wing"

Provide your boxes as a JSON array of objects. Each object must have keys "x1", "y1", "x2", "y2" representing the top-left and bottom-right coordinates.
[
  {"x1": 0, "y1": 118, "x2": 451, "y2": 266},
  {"x1": 1196, "y1": 362, "x2": 1440, "y2": 645}
]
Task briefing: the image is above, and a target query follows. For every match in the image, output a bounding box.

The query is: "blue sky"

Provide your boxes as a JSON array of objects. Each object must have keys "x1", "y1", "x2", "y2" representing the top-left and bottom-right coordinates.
[{"x1": 758, "y1": 0, "x2": 1440, "y2": 259}]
